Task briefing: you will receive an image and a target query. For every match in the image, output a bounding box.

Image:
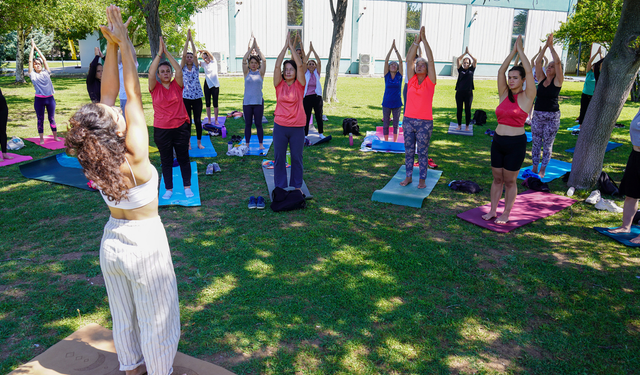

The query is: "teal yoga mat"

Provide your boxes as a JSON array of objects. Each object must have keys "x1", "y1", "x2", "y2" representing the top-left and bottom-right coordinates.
[
  {"x1": 517, "y1": 159, "x2": 571, "y2": 183},
  {"x1": 20, "y1": 154, "x2": 96, "y2": 191},
  {"x1": 594, "y1": 226, "x2": 640, "y2": 247},
  {"x1": 188, "y1": 136, "x2": 217, "y2": 157},
  {"x1": 159, "y1": 161, "x2": 201, "y2": 207},
  {"x1": 565, "y1": 141, "x2": 622, "y2": 153},
  {"x1": 371, "y1": 166, "x2": 443, "y2": 208}
]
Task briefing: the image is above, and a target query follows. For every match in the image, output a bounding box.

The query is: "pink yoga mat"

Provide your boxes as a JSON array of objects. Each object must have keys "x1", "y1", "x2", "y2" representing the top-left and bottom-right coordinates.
[
  {"x1": 376, "y1": 126, "x2": 404, "y2": 143},
  {"x1": 0, "y1": 153, "x2": 33, "y2": 167},
  {"x1": 25, "y1": 135, "x2": 66, "y2": 150},
  {"x1": 457, "y1": 190, "x2": 577, "y2": 233}
]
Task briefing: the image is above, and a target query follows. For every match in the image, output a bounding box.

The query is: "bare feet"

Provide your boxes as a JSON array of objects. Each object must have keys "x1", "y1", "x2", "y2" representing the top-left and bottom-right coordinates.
[
  {"x1": 400, "y1": 177, "x2": 412, "y2": 186},
  {"x1": 2, "y1": 153, "x2": 14, "y2": 161},
  {"x1": 608, "y1": 226, "x2": 631, "y2": 234},
  {"x1": 456, "y1": 125, "x2": 462, "y2": 131},
  {"x1": 39, "y1": 137, "x2": 45, "y2": 145},
  {"x1": 631, "y1": 236, "x2": 640, "y2": 244},
  {"x1": 495, "y1": 214, "x2": 510, "y2": 224},
  {"x1": 465, "y1": 126, "x2": 470, "y2": 131},
  {"x1": 482, "y1": 212, "x2": 497, "y2": 221},
  {"x1": 532, "y1": 166, "x2": 538, "y2": 174},
  {"x1": 198, "y1": 141, "x2": 205, "y2": 149},
  {"x1": 259, "y1": 144, "x2": 265, "y2": 150},
  {"x1": 215, "y1": 119, "x2": 219, "y2": 125},
  {"x1": 384, "y1": 135, "x2": 389, "y2": 141},
  {"x1": 125, "y1": 364, "x2": 146, "y2": 375},
  {"x1": 54, "y1": 137, "x2": 60, "y2": 142},
  {"x1": 417, "y1": 179, "x2": 426, "y2": 189},
  {"x1": 539, "y1": 167, "x2": 546, "y2": 178},
  {"x1": 189, "y1": 142, "x2": 192, "y2": 150}
]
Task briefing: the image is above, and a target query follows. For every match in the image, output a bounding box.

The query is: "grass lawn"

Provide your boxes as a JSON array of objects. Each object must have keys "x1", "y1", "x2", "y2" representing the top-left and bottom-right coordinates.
[{"x1": 1, "y1": 73, "x2": 639, "y2": 374}]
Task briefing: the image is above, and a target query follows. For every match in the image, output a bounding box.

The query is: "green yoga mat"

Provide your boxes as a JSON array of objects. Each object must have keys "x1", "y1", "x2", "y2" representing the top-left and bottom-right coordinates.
[{"x1": 371, "y1": 166, "x2": 442, "y2": 208}]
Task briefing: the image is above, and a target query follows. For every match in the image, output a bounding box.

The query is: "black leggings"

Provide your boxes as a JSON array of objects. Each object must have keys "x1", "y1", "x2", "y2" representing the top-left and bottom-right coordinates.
[
  {"x1": 0, "y1": 90, "x2": 7, "y2": 153},
  {"x1": 153, "y1": 121, "x2": 191, "y2": 190},
  {"x1": 490, "y1": 133, "x2": 527, "y2": 172},
  {"x1": 203, "y1": 81, "x2": 219, "y2": 108},
  {"x1": 578, "y1": 93, "x2": 592, "y2": 125},
  {"x1": 243, "y1": 104, "x2": 264, "y2": 144},
  {"x1": 303, "y1": 94, "x2": 323, "y2": 135},
  {"x1": 183, "y1": 98, "x2": 203, "y2": 140},
  {"x1": 456, "y1": 90, "x2": 473, "y2": 126}
]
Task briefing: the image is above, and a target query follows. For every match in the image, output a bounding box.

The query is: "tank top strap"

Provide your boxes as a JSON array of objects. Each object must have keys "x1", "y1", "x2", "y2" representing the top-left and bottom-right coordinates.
[{"x1": 124, "y1": 157, "x2": 137, "y2": 186}]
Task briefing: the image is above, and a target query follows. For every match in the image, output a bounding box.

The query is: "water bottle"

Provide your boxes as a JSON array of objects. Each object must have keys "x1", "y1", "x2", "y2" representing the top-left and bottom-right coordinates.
[
  {"x1": 349, "y1": 133, "x2": 353, "y2": 146},
  {"x1": 567, "y1": 187, "x2": 575, "y2": 196},
  {"x1": 227, "y1": 141, "x2": 233, "y2": 151},
  {"x1": 286, "y1": 151, "x2": 291, "y2": 165},
  {"x1": 221, "y1": 125, "x2": 227, "y2": 138}
]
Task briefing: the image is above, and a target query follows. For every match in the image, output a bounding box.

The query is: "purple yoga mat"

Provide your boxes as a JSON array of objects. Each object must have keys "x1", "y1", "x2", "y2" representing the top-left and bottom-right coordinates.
[
  {"x1": 25, "y1": 135, "x2": 66, "y2": 150},
  {"x1": 457, "y1": 190, "x2": 577, "y2": 233},
  {"x1": 0, "y1": 153, "x2": 33, "y2": 167}
]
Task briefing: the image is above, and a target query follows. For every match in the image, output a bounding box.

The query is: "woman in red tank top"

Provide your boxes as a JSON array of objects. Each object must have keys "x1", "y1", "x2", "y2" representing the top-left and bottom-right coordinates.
[{"x1": 482, "y1": 36, "x2": 536, "y2": 224}]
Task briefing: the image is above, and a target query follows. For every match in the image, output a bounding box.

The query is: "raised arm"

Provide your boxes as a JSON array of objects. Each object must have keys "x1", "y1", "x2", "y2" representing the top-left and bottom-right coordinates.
[
  {"x1": 34, "y1": 44, "x2": 51, "y2": 73},
  {"x1": 514, "y1": 54, "x2": 520, "y2": 67},
  {"x1": 535, "y1": 41, "x2": 547, "y2": 83},
  {"x1": 406, "y1": 33, "x2": 421, "y2": 81},
  {"x1": 273, "y1": 33, "x2": 289, "y2": 87},
  {"x1": 420, "y1": 27, "x2": 436, "y2": 84},
  {"x1": 516, "y1": 36, "x2": 536, "y2": 106},
  {"x1": 545, "y1": 34, "x2": 563, "y2": 86},
  {"x1": 289, "y1": 36, "x2": 306, "y2": 86},
  {"x1": 394, "y1": 44, "x2": 403, "y2": 76},
  {"x1": 530, "y1": 47, "x2": 541, "y2": 68},
  {"x1": 99, "y1": 18, "x2": 120, "y2": 106},
  {"x1": 255, "y1": 39, "x2": 267, "y2": 78},
  {"x1": 586, "y1": 46, "x2": 600, "y2": 72},
  {"x1": 87, "y1": 48, "x2": 102, "y2": 85},
  {"x1": 309, "y1": 41, "x2": 321, "y2": 75},
  {"x1": 190, "y1": 31, "x2": 199, "y2": 69},
  {"x1": 384, "y1": 41, "x2": 394, "y2": 75},
  {"x1": 164, "y1": 39, "x2": 183, "y2": 87},
  {"x1": 180, "y1": 30, "x2": 190, "y2": 69},
  {"x1": 456, "y1": 50, "x2": 465, "y2": 69},
  {"x1": 466, "y1": 47, "x2": 477, "y2": 68},
  {"x1": 148, "y1": 37, "x2": 163, "y2": 92},
  {"x1": 498, "y1": 41, "x2": 518, "y2": 100},
  {"x1": 242, "y1": 39, "x2": 252, "y2": 76},
  {"x1": 28, "y1": 40, "x2": 35, "y2": 75}
]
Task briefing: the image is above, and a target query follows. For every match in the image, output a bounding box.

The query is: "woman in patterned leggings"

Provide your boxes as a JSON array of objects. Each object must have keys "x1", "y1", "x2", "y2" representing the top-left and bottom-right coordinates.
[
  {"x1": 400, "y1": 26, "x2": 436, "y2": 189},
  {"x1": 531, "y1": 33, "x2": 564, "y2": 178},
  {"x1": 180, "y1": 29, "x2": 205, "y2": 149}
]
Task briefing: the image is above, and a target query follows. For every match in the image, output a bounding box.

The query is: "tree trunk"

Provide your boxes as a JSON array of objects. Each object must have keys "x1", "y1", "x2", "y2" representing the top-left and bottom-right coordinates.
[
  {"x1": 568, "y1": 0, "x2": 640, "y2": 189},
  {"x1": 15, "y1": 26, "x2": 27, "y2": 83},
  {"x1": 323, "y1": 0, "x2": 349, "y2": 103},
  {"x1": 137, "y1": 0, "x2": 162, "y2": 59}
]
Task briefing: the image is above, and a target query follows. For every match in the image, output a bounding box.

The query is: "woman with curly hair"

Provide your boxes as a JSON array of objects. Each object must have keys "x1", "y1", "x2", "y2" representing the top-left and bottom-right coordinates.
[{"x1": 65, "y1": 7, "x2": 180, "y2": 375}]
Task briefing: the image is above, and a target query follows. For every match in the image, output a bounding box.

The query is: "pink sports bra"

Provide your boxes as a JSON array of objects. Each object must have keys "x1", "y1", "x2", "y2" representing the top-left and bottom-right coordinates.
[
  {"x1": 101, "y1": 158, "x2": 158, "y2": 210},
  {"x1": 495, "y1": 93, "x2": 528, "y2": 128}
]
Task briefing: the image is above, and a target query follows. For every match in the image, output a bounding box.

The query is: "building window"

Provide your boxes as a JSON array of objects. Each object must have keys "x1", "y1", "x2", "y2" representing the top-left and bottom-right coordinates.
[
  {"x1": 287, "y1": 0, "x2": 304, "y2": 50},
  {"x1": 405, "y1": 2, "x2": 422, "y2": 57},
  {"x1": 511, "y1": 9, "x2": 528, "y2": 51}
]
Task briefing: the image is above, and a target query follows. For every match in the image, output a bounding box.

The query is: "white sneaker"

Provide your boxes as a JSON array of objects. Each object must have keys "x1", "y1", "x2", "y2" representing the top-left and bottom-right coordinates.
[
  {"x1": 322, "y1": 115, "x2": 328, "y2": 121},
  {"x1": 162, "y1": 190, "x2": 173, "y2": 200},
  {"x1": 595, "y1": 198, "x2": 623, "y2": 213},
  {"x1": 585, "y1": 190, "x2": 601, "y2": 204},
  {"x1": 319, "y1": 133, "x2": 326, "y2": 139},
  {"x1": 184, "y1": 187, "x2": 194, "y2": 198}
]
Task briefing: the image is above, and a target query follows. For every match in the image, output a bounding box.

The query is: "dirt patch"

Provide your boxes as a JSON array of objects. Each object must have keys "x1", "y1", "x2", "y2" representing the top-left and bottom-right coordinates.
[
  {"x1": 39, "y1": 251, "x2": 98, "y2": 262},
  {"x1": 477, "y1": 248, "x2": 511, "y2": 270}
]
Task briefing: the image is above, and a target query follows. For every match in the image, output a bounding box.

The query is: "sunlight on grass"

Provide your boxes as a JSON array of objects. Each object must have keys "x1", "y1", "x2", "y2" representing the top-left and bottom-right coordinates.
[
  {"x1": 374, "y1": 296, "x2": 404, "y2": 314},
  {"x1": 361, "y1": 269, "x2": 396, "y2": 284},
  {"x1": 245, "y1": 259, "x2": 274, "y2": 278},
  {"x1": 459, "y1": 318, "x2": 500, "y2": 343},
  {"x1": 197, "y1": 274, "x2": 237, "y2": 304},
  {"x1": 341, "y1": 341, "x2": 372, "y2": 373},
  {"x1": 381, "y1": 337, "x2": 419, "y2": 362}
]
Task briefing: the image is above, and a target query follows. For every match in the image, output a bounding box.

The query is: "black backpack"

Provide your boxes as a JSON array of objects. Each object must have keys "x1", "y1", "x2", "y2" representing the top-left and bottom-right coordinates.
[
  {"x1": 270, "y1": 187, "x2": 307, "y2": 212},
  {"x1": 449, "y1": 180, "x2": 482, "y2": 194},
  {"x1": 342, "y1": 118, "x2": 361, "y2": 135},
  {"x1": 598, "y1": 171, "x2": 619, "y2": 196},
  {"x1": 472, "y1": 110, "x2": 487, "y2": 125}
]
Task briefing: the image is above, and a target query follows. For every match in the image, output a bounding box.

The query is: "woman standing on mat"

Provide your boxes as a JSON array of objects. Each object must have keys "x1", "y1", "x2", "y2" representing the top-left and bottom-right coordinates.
[
  {"x1": 382, "y1": 40, "x2": 403, "y2": 142},
  {"x1": 180, "y1": 29, "x2": 205, "y2": 150},
  {"x1": 401, "y1": 26, "x2": 436, "y2": 189},
  {"x1": 29, "y1": 39, "x2": 58, "y2": 144},
  {"x1": 65, "y1": 7, "x2": 181, "y2": 375},
  {"x1": 531, "y1": 33, "x2": 564, "y2": 178},
  {"x1": 455, "y1": 47, "x2": 477, "y2": 131},
  {"x1": 482, "y1": 35, "x2": 535, "y2": 224},
  {"x1": 198, "y1": 48, "x2": 220, "y2": 125},
  {"x1": 149, "y1": 35, "x2": 193, "y2": 200},
  {"x1": 242, "y1": 35, "x2": 266, "y2": 150},
  {"x1": 303, "y1": 41, "x2": 325, "y2": 139},
  {"x1": 578, "y1": 46, "x2": 602, "y2": 125},
  {"x1": 608, "y1": 107, "x2": 640, "y2": 244},
  {"x1": 87, "y1": 47, "x2": 104, "y2": 103},
  {"x1": 0, "y1": 88, "x2": 12, "y2": 162},
  {"x1": 273, "y1": 31, "x2": 306, "y2": 192}
]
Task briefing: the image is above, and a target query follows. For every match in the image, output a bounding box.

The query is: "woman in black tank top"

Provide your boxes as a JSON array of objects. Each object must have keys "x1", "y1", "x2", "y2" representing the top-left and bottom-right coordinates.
[{"x1": 530, "y1": 33, "x2": 564, "y2": 178}]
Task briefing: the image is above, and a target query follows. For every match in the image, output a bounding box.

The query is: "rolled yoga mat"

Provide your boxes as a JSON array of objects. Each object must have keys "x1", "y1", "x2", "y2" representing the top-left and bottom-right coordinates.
[
  {"x1": 0, "y1": 153, "x2": 33, "y2": 167},
  {"x1": 8, "y1": 323, "x2": 235, "y2": 375},
  {"x1": 159, "y1": 161, "x2": 201, "y2": 207},
  {"x1": 565, "y1": 141, "x2": 623, "y2": 153},
  {"x1": 517, "y1": 159, "x2": 572, "y2": 183},
  {"x1": 19, "y1": 154, "x2": 96, "y2": 191},
  {"x1": 241, "y1": 135, "x2": 273, "y2": 156},
  {"x1": 306, "y1": 126, "x2": 332, "y2": 146},
  {"x1": 24, "y1": 135, "x2": 66, "y2": 150},
  {"x1": 457, "y1": 190, "x2": 576, "y2": 233},
  {"x1": 448, "y1": 122, "x2": 473, "y2": 136},
  {"x1": 371, "y1": 139, "x2": 405, "y2": 153},
  {"x1": 371, "y1": 165, "x2": 443, "y2": 208},
  {"x1": 188, "y1": 135, "x2": 217, "y2": 157},
  {"x1": 593, "y1": 226, "x2": 640, "y2": 247},
  {"x1": 262, "y1": 162, "x2": 312, "y2": 200}
]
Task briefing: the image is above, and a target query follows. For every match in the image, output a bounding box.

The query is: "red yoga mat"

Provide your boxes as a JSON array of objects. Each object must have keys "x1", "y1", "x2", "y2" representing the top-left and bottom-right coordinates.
[
  {"x1": 25, "y1": 135, "x2": 66, "y2": 150},
  {"x1": 376, "y1": 126, "x2": 404, "y2": 143},
  {"x1": 457, "y1": 190, "x2": 577, "y2": 233}
]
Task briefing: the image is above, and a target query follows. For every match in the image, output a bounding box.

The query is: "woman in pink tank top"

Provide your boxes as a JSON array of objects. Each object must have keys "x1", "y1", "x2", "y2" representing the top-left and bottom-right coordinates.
[{"x1": 483, "y1": 36, "x2": 536, "y2": 224}]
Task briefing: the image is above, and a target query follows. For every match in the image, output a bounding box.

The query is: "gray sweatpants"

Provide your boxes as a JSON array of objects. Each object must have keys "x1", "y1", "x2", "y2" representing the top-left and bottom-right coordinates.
[
  {"x1": 273, "y1": 122, "x2": 305, "y2": 189},
  {"x1": 100, "y1": 216, "x2": 180, "y2": 375}
]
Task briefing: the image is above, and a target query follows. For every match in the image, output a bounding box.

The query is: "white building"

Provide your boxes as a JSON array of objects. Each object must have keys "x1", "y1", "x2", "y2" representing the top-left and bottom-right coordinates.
[{"x1": 191, "y1": 0, "x2": 576, "y2": 76}]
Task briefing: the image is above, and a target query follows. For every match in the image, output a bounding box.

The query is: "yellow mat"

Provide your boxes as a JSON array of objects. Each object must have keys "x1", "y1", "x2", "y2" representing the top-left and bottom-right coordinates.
[{"x1": 9, "y1": 323, "x2": 235, "y2": 375}]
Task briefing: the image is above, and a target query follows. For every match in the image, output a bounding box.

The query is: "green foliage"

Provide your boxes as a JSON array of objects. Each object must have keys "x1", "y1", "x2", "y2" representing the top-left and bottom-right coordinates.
[
  {"x1": 287, "y1": 0, "x2": 304, "y2": 26},
  {"x1": 405, "y1": 2, "x2": 421, "y2": 30},
  {"x1": 554, "y1": 0, "x2": 622, "y2": 49},
  {"x1": 0, "y1": 29, "x2": 54, "y2": 66}
]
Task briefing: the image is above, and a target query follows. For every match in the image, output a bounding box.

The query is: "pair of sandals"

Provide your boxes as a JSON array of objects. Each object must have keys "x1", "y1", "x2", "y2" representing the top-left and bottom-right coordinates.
[{"x1": 230, "y1": 135, "x2": 243, "y2": 143}]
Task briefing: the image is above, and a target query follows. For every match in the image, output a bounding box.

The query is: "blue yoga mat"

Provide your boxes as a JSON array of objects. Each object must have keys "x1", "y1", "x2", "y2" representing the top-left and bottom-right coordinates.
[
  {"x1": 56, "y1": 153, "x2": 83, "y2": 169},
  {"x1": 526, "y1": 131, "x2": 532, "y2": 143},
  {"x1": 594, "y1": 226, "x2": 640, "y2": 247},
  {"x1": 372, "y1": 139, "x2": 405, "y2": 152},
  {"x1": 567, "y1": 125, "x2": 580, "y2": 132},
  {"x1": 241, "y1": 135, "x2": 273, "y2": 156},
  {"x1": 159, "y1": 161, "x2": 201, "y2": 207},
  {"x1": 371, "y1": 166, "x2": 443, "y2": 208},
  {"x1": 188, "y1": 136, "x2": 217, "y2": 157},
  {"x1": 517, "y1": 159, "x2": 571, "y2": 183},
  {"x1": 565, "y1": 141, "x2": 622, "y2": 153}
]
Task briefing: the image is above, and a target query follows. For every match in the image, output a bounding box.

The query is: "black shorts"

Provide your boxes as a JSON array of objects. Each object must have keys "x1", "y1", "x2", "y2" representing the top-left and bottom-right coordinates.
[
  {"x1": 491, "y1": 133, "x2": 527, "y2": 171},
  {"x1": 620, "y1": 150, "x2": 640, "y2": 199},
  {"x1": 203, "y1": 81, "x2": 219, "y2": 108}
]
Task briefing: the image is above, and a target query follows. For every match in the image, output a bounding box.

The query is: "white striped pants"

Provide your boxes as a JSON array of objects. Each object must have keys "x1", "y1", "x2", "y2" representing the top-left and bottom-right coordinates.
[{"x1": 100, "y1": 216, "x2": 180, "y2": 375}]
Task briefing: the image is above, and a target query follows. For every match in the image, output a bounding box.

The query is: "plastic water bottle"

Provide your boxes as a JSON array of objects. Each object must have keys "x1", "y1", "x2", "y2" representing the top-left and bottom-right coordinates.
[
  {"x1": 221, "y1": 125, "x2": 227, "y2": 138},
  {"x1": 567, "y1": 187, "x2": 575, "y2": 196},
  {"x1": 227, "y1": 141, "x2": 233, "y2": 151},
  {"x1": 286, "y1": 151, "x2": 291, "y2": 165},
  {"x1": 349, "y1": 133, "x2": 353, "y2": 146}
]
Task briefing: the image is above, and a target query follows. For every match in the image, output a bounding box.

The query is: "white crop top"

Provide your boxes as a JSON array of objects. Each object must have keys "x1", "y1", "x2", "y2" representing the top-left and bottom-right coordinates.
[{"x1": 101, "y1": 159, "x2": 158, "y2": 210}]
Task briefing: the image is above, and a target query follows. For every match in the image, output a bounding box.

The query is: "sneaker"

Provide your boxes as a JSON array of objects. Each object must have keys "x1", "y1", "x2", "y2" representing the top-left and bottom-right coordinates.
[
  {"x1": 319, "y1": 133, "x2": 326, "y2": 139},
  {"x1": 206, "y1": 163, "x2": 214, "y2": 175},
  {"x1": 162, "y1": 190, "x2": 173, "y2": 200},
  {"x1": 256, "y1": 196, "x2": 265, "y2": 209},
  {"x1": 322, "y1": 115, "x2": 328, "y2": 121},
  {"x1": 212, "y1": 162, "x2": 221, "y2": 172},
  {"x1": 184, "y1": 187, "x2": 194, "y2": 198},
  {"x1": 585, "y1": 190, "x2": 601, "y2": 204},
  {"x1": 248, "y1": 196, "x2": 257, "y2": 209},
  {"x1": 571, "y1": 130, "x2": 580, "y2": 136},
  {"x1": 595, "y1": 198, "x2": 623, "y2": 213},
  {"x1": 428, "y1": 158, "x2": 438, "y2": 169}
]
